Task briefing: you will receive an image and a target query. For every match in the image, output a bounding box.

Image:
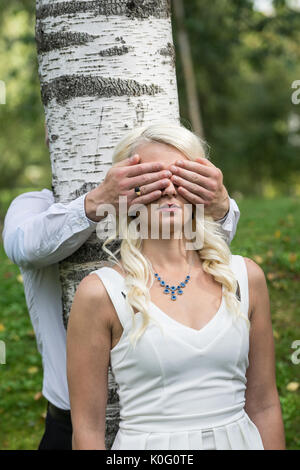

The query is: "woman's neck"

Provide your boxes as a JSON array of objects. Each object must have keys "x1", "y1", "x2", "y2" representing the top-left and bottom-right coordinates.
[{"x1": 141, "y1": 237, "x2": 201, "y2": 272}]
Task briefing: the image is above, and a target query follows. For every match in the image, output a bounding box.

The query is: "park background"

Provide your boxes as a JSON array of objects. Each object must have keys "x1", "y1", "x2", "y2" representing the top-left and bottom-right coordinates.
[{"x1": 0, "y1": 0, "x2": 299, "y2": 449}]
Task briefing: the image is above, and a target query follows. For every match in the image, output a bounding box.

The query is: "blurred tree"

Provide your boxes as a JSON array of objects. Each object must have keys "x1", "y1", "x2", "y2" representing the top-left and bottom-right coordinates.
[
  {"x1": 174, "y1": 0, "x2": 300, "y2": 194},
  {"x1": 173, "y1": 0, "x2": 205, "y2": 138}
]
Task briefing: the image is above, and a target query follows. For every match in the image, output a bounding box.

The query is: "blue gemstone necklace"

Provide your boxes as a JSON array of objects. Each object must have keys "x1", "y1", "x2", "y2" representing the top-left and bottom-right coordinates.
[{"x1": 153, "y1": 265, "x2": 191, "y2": 301}]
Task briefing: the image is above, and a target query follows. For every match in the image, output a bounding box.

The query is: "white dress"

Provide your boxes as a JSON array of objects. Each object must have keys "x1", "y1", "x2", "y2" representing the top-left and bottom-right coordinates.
[{"x1": 89, "y1": 254, "x2": 264, "y2": 450}]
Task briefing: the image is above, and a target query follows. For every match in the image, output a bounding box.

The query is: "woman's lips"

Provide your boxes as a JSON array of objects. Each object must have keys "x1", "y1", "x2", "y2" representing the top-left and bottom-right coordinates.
[{"x1": 157, "y1": 207, "x2": 181, "y2": 212}]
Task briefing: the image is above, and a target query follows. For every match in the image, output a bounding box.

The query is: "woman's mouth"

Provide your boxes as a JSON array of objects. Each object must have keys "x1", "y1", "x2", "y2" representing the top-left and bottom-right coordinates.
[{"x1": 157, "y1": 207, "x2": 181, "y2": 212}]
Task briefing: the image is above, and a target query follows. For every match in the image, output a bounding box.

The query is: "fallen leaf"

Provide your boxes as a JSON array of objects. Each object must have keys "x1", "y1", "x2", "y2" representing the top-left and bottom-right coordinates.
[
  {"x1": 289, "y1": 253, "x2": 297, "y2": 263},
  {"x1": 4, "y1": 272, "x2": 13, "y2": 279},
  {"x1": 27, "y1": 366, "x2": 38, "y2": 375},
  {"x1": 273, "y1": 330, "x2": 280, "y2": 339},
  {"x1": 273, "y1": 281, "x2": 287, "y2": 290},
  {"x1": 34, "y1": 392, "x2": 43, "y2": 401},
  {"x1": 286, "y1": 382, "x2": 299, "y2": 392},
  {"x1": 274, "y1": 230, "x2": 281, "y2": 239},
  {"x1": 253, "y1": 255, "x2": 263, "y2": 264},
  {"x1": 0, "y1": 324, "x2": 5, "y2": 332},
  {"x1": 16, "y1": 274, "x2": 23, "y2": 283}
]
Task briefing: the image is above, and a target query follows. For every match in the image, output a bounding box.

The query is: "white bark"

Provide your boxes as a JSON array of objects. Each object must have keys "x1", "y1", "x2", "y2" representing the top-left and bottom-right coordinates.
[{"x1": 36, "y1": 0, "x2": 180, "y2": 448}]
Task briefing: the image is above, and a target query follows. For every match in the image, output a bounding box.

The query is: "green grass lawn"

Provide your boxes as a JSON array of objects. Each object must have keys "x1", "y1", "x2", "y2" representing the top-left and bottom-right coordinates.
[{"x1": 0, "y1": 195, "x2": 299, "y2": 450}]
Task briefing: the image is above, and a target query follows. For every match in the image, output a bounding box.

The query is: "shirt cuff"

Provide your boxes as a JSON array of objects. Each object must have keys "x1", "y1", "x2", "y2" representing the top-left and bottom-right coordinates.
[
  {"x1": 68, "y1": 193, "x2": 98, "y2": 229},
  {"x1": 215, "y1": 197, "x2": 239, "y2": 232},
  {"x1": 215, "y1": 208, "x2": 230, "y2": 225}
]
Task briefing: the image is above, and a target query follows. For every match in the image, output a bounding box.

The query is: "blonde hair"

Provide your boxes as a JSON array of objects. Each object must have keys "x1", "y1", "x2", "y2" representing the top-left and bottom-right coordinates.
[{"x1": 102, "y1": 121, "x2": 250, "y2": 347}]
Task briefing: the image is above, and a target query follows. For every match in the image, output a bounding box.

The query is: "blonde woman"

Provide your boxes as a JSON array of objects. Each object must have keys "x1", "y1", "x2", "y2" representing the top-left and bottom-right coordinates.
[{"x1": 67, "y1": 123, "x2": 285, "y2": 450}]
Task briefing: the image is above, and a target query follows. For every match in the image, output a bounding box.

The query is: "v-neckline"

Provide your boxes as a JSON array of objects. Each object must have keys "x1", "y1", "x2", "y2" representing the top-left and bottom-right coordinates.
[
  {"x1": 150, "y1": 287, "x2": 225, "y2": 334},
  {"x1": 102, "y1": 266, "x2": 226, "y2": 334}
]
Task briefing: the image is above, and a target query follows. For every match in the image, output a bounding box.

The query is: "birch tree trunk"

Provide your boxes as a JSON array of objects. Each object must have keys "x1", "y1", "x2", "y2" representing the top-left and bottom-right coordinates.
[{"x1": 35, "y1": 0, "x2": 180, "y2": 449}]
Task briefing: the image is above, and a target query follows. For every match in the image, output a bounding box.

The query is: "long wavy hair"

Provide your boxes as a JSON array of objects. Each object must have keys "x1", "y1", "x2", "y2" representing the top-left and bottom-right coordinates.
[{"x1": 102, "y1": 122, "x2": 250, "y2": 347}]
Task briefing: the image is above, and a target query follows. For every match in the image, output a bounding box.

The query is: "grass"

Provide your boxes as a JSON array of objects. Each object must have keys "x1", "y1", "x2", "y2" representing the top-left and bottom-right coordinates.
[
  {"x1": 0, "y1": 194, "x2": 299, "y2": 449},
  {"x1": 231, "y1": 196, "x2": 300, "y2": 449},
  {"x1": 0, "y1": 245, "x2": 45, "y2": 449}
]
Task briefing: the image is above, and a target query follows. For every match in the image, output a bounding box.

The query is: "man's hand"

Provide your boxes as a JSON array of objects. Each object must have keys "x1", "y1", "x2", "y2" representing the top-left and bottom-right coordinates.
[
  {"x1": 169, "y1": 157, "x2": 229, "y2": 220},
  {"x1": 84, "y1": 154, "x2": 172, "y2": 222}
]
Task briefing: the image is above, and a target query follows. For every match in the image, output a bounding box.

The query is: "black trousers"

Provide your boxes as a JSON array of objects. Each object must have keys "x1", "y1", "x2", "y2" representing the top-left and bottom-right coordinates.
[{"x1": 38, "y1": 403, "x2": 72, "y2": 450}]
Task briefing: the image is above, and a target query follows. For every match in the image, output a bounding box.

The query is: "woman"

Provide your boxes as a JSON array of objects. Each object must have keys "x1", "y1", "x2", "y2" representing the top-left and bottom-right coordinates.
[{"x1": 67, "y1": 122, "x2": 285, "y2": 450}]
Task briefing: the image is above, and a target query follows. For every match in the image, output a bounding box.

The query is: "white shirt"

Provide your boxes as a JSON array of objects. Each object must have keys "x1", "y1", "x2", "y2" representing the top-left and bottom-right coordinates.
[{"x1": 2, "y1": 189, "x2": 240, "y2": 410}]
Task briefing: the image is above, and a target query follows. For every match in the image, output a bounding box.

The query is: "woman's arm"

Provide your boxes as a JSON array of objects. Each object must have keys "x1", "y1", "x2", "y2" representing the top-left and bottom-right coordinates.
[
  {"x1": 67, "y1": 273, "x2": 113, "y2": 450},
  {"x1": 244, "y1": 258, "x2": 286, "y2": 450}
]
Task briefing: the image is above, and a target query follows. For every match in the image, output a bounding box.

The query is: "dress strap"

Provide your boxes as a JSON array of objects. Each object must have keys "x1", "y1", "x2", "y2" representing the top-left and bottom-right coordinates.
[
  {"x1": 229, "y1": 254, "x2": 249, "y2": 318},
  {"x1": 89, "y1": 267, "x2": 132, "y2": 330}
]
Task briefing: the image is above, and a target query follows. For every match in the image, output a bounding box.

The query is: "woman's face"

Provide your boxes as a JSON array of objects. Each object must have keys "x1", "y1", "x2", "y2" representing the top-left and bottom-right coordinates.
[{"x1": 129, "y1": 142, "x2": 193, "y2": 237}]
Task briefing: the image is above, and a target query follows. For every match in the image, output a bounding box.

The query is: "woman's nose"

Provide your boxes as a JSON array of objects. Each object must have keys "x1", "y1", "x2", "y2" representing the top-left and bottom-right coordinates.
[{"x1": 161, "y1": 178, "x2": 177, "y2": 196}]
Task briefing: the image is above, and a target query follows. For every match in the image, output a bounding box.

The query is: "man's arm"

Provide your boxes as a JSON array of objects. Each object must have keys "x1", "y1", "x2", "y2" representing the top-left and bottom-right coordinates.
[
  {"x1": 2, "y1": 155, "x2": 177, "y2": 270},
  {"x1": 215, "y1": 197, "x2": 240, "y2": 245},
  {"x1": 2, "y1": 189, "x2": 98, "y2": 269}
]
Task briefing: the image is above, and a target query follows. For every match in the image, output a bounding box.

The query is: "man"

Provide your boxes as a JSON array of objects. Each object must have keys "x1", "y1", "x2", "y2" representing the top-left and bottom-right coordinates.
[{"x1": 2, "y1": 140, "x2": 240, "y2": 450}]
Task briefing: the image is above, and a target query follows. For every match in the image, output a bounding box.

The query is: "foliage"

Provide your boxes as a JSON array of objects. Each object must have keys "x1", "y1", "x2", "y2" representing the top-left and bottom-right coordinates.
[
  {"x1": 173, "y1": 0, "x2": 300, "y2": 195},
  {"x1": 0, "y1": 4, "x2": 51, "y2": 191}
]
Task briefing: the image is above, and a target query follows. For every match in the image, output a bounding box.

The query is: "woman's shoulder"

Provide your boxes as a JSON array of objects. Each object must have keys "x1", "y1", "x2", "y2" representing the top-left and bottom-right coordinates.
[
  {"x1": 230, "y1": 255, "x2": 268, "y2": 319},
  {"x1": 77, "y1": 262, "x2": 126, "y2": 307},
  {"x1": 75, "y1": 272, "x2": 110, "y2": 309},
  {"x1": 90, "y1": 262, "x2": 125, "y2": 279},
  {"x1": 231, "y1": 254, "x2": 267, "y2": 287},
  {"x1": 76, "y1": 262, "x2": 122, "y2": 305},
  {"x1": 244, "y1": 257, "x2": 266, "y2": 284}
]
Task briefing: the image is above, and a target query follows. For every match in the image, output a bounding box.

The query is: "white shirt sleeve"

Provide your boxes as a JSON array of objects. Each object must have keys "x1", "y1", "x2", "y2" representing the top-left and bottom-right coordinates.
[
  {"x1": 215, "y1": 197, "x2": 240, "y2": 245},
  {"x1": 2, "y1": 189, "x2": 98, "y2": 269}
]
